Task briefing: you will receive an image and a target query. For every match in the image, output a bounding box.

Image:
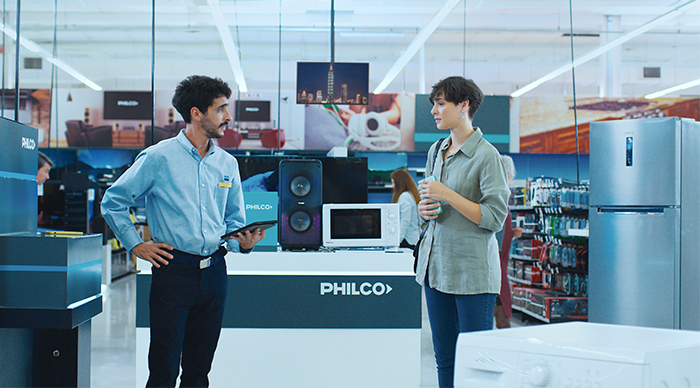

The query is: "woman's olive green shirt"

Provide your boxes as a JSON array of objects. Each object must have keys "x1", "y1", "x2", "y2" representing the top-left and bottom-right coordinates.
[{"x1": 415, "y1": 128, "x2": 510, "y2": 295}]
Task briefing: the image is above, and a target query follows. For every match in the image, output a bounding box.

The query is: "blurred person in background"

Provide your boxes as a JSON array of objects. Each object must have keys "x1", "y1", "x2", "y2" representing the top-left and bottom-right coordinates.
[
  {"x1": 37, "y1": 151, "x2": 53, "y2": 186},
  {"x1": 391, "y1": 168, "x2": 421, "y2": 249},
  {"x1": 494, "y1": 154, "x2": 523, "y2": 329}
]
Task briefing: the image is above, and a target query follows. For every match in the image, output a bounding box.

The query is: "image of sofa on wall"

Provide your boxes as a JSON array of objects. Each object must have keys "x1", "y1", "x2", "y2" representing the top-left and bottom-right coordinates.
[
  {"x1": 65, "y1": 120, "x2": 113, "y2": 148},
  {"x1": 144, "y1": 121, "x2": 186, "y2": 146}
]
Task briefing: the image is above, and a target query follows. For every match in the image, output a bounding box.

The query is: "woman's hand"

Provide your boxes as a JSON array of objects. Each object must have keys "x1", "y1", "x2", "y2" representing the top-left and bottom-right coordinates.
[
  {"x1": 418, "y1": 176, "x2": 483, "y2": 225},
  {"x1": 418, "y1": 198, "x2": 442, "y2": 220},
  {"x1": 513, "y1": 227, "x2": 523, "y2": 238},
  {"x1": 418, "y1": 178, "x2": 449, "y2": 202},
  {"x1": 418, "y1": 178, "x2": 446, "y2": 220}
]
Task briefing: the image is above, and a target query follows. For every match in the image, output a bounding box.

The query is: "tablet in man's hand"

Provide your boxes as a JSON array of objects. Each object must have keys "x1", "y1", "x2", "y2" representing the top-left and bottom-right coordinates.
[{"x1": 221, "y1": 220, "x2": 278, "y2": 240}]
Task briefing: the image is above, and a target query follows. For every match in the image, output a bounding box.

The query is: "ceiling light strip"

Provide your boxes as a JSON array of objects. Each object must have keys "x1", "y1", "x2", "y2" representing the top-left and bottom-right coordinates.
[
  {"x1": 339, "y1": 31, "x2": 404, "y2": 38},
  {"x1": 644, "y1": 78, "x2": 700, "y2": 99},
  {"x1": 208, "y1": 0, "x2": 248, "y2": 93},
  {"x1": 1, "y1": 23, "x2": 102, "y2": 91},
  {"x1": 511, "y1": 0, "x2": 700, "y2": 98},
  {"x1": 373, "y1": 0, "x2": 461, "y2": 94}
]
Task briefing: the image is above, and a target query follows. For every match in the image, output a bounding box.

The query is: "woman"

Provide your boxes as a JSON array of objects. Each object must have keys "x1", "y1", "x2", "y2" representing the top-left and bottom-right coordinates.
[
  {"x1": 494, "y1": 154, "x2": 523, "y2": 329},
  {"x1": 416, "y1": 76, "x2": 510, "y2": 388},
  {"x1": 390, "y1": 168, "x2": 421, "y2": 249}
]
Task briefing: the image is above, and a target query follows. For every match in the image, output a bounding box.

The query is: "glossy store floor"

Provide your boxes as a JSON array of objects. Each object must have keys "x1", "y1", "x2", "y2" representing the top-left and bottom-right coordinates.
[{"x1": 90, "y1": 274, "x2": 530, "y2": 388}]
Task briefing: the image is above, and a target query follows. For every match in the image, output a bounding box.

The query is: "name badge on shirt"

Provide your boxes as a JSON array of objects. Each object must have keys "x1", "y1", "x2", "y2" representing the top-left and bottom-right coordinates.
[{"x1": 219, "y1": 175, "x2": 232, "y2": 188}]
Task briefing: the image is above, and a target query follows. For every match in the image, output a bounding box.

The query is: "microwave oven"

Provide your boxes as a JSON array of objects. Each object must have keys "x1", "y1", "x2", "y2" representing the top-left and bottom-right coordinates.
[{"x1": 322, "y1": 203, "x2": 400, "y2": 248}]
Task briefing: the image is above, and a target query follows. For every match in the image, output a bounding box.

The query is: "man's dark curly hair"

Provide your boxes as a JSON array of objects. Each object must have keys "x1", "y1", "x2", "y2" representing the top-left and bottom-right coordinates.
[
  {"x1": 172, "y1": 75, "x2": 232, "y2": 123},
  {"x1": 428, "y1": 76, "x2": 484, "y2": 120}
]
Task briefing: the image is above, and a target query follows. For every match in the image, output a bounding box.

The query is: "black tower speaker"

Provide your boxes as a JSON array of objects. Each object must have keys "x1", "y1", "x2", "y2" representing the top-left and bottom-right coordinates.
[{"x1": 279, "y1": 159, "x2": 322, "y2": 251}]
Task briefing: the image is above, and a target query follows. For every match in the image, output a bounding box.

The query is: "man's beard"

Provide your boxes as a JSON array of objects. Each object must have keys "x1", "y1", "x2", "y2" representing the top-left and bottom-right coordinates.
[{"x1": 203, "y1": 119, "x2": 226, "y2": 139}]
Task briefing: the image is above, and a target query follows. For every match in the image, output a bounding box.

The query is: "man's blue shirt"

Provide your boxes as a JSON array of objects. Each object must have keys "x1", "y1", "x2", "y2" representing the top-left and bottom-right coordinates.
[{"x1": 101, "y1": 130, "x2": 246, "y2": 256}]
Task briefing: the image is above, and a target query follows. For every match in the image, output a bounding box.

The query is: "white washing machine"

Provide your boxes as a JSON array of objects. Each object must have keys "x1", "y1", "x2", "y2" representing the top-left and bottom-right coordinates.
[{"x1": 454, "y1": 322, "x2": 700, "y2": 388}]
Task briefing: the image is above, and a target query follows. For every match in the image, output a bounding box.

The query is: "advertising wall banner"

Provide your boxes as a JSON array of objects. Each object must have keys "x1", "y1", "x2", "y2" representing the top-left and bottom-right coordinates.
[
  {"x1": 519, "y1": 97, "x2": 700, "y2": 154},
  {"x1": 304, "y1": 93, "x2": 416, "y2": 151}
]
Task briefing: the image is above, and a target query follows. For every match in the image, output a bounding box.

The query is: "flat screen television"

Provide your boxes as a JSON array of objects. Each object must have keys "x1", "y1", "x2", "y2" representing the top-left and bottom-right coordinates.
[
  {"x1": 236, "y1": 155, "x2": 283, "y2": 192},
  {"x1": 319, "y1": 157, "x2": 367, "y2": 204},
  {"x1": 234, "y1": 100, "x2": 271, "y2": 122},
  {"x1": 296, "y1": 62, "x2": 369, "y2": 105},
  {"x1": 103, "y1": 91, "x2": 153, "y2": 120}
]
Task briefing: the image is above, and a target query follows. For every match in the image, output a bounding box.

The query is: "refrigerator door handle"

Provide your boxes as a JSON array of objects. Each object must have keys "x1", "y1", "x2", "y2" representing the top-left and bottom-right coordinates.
[{"x1": 597, "y1": 207, "x2": 666, "y2": 214}]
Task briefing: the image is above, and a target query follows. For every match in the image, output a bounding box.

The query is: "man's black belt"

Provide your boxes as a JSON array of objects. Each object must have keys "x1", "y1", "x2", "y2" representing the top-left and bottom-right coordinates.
[{"x1": 169, "y1": 246, "x2": 226, "y2": 269}]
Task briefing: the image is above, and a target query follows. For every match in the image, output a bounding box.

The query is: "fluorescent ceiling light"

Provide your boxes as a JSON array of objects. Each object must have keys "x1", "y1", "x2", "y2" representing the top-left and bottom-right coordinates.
[
  {"x1": 511, "y1": 0, "x2": 700, "y2": 98},
  {"x1": 1, "y1": 23, "x2": 102, "y2": 91},
  {"x1": 208, "y1": 0, "x2": 248, "y2": 93},
  {"x1": 340, "y1": 31, "x2": 405, "y2": 38},
  {"x1": 645, "y1": 78, "x2": 700, "y2": 99},
  {"x1": 374, "y1": 0, "x2": 461, "y2": 94}
]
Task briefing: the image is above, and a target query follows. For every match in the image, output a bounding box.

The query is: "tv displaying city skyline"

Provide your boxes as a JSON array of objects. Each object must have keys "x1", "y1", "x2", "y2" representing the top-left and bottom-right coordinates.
[{"x1": 296, "y1": 62, "x2": 369, "y2": 105}]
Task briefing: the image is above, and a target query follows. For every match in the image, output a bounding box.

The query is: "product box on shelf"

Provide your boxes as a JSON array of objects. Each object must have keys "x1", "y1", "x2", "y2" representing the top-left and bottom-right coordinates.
[
  {"x1": 524, "y1": 264, "x2": 542, "y2": 284},
  {"x1": 512, "y1": 286, "x2": 529, "y2": 308},
  {"x1": 528, "y1": 292, "x2": 588, "y2": 322},
  {"x1": 516, "y1": 288, "x2": 551, "y2": 314},
  {"x1": 510, "y1": 187, "x2": 527, "y2": 206},
  {"x1": 507, "y1": 260, "x2": 516, "y2": 278},
  {"x1": 529, "y1": 239, "x2": 543, "y2": 258},
  {"x1": 512, "y1": 260, "x2": 524, "y2": 280}
]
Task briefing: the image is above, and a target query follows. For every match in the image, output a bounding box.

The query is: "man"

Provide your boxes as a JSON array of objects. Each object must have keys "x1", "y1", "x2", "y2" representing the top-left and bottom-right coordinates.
[
  {"x1": 101, "y1": 75, "x2": 264, "y2": 387},
  {"x1": 37, "y1": 151, "x2": 55, "y2": 224},
  {"x1": 37, "y1": 151, "x2": 54, "y2": 185}
]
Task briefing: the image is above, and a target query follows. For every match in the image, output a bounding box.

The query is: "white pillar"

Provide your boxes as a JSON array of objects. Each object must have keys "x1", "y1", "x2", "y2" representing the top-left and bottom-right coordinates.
[
  {"x1": 601, "y1": 15, "x2": 622, "y2": 97},
  {"x1": 419, "y1": 45, "x2": 426, "y2": 94}
]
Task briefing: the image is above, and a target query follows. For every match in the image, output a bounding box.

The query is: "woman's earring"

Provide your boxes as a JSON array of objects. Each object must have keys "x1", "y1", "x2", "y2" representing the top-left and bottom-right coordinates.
[{"x1": 461, "y1": 111, "x2": 465, "y2": 119}]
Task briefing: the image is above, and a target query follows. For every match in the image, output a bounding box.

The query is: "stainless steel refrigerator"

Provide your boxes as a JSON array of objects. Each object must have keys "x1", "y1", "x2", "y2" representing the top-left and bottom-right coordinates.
[{"x1": 589, "y1": 117, "x2": 699, "y2": 331}]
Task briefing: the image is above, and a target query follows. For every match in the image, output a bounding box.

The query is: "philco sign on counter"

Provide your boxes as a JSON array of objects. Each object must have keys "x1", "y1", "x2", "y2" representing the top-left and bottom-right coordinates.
[{"x1": 320, "y1": 282, "x2": 393, "y2": 296}]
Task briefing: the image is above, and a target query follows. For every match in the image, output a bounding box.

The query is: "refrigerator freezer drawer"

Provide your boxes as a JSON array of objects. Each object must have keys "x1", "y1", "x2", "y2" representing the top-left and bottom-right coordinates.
[
  {"x1": 590, "y1": 118, "x2": 681, "y2": 207},
  {"x1": 589, "y1": 207, "x2": 680, "y2": 329}
]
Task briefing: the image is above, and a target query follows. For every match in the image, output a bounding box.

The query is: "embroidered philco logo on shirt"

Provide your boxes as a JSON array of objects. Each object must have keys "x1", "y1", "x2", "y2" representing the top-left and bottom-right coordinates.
[{"x1": 219, "y1": 176, "x2": 232, "y2": 188}]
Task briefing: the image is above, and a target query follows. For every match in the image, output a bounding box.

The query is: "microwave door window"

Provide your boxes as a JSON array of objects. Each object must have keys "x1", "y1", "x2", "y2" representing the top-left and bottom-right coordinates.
[{"x1": 331, "y1": 209, "x2": 380, "y2": 239}]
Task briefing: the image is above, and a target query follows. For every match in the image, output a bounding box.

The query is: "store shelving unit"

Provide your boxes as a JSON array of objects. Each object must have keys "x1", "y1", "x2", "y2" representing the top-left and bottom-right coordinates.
[{"x1": 507, "y1": 178, "x2": 590, "y2": 324}]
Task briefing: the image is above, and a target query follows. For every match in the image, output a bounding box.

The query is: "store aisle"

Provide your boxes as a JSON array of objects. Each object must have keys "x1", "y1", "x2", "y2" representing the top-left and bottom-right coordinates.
[
  {"x1": 91, "y1": 276, "x2": 138, "y2": 388},
  {"x1": 91, "y1": 274, "x2": 527, "y2": 388}
]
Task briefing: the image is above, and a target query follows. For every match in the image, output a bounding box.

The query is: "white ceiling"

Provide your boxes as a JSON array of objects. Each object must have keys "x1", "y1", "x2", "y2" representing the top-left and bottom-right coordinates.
[{"x1": 5, "y1": 0, "x2": 700, "y2": 97}]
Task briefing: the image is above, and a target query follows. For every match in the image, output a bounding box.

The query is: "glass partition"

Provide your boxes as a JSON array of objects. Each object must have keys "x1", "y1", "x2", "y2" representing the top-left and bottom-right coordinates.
[{"x1": 2, "y1": 1, "x2": 697, "y2": 154}]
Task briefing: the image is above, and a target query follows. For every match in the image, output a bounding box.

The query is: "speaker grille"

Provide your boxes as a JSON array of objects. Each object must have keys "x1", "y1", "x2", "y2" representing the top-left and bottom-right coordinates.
[
  {"x1": 290, "y1": 175, "x2": 312, "y2": 197},
  {"x1": 288, "y1": 209, "x2": 312, "y2": 233}
]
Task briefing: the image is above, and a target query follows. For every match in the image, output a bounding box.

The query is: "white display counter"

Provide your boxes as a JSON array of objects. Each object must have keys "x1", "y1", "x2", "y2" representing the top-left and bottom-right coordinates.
[{"x1": 135, "y1": 249, "x2": 421, "y2": 387}]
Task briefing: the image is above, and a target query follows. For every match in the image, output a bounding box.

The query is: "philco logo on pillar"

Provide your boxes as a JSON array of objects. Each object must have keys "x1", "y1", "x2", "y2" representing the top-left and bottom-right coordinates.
[
  {"x1": 320, "y1": 282, "x2": 393, "y2": 296},
  {"x1": 21, "y1": 137, "x2": 36, "y2": 150}
]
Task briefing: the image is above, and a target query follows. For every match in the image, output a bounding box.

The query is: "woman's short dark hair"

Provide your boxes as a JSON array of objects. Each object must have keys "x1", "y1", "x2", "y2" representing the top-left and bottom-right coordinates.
[
  {"x1": 428, "y1": 76, "x2": 484, "y2": 119},
  {"x1": 172, "y1": 75, "x2": 232, "y2": 123}
]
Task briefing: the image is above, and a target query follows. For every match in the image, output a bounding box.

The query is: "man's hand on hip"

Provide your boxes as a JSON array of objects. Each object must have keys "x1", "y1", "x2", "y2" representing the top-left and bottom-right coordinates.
[{"x1": 132, "y1": 241, "x2": 173, "y2": 268}]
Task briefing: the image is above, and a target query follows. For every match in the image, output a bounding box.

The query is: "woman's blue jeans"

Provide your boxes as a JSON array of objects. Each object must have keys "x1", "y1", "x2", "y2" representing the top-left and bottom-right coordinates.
[{"x1": 424, "y1": 275, "x2": 496, "y2": 388}]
